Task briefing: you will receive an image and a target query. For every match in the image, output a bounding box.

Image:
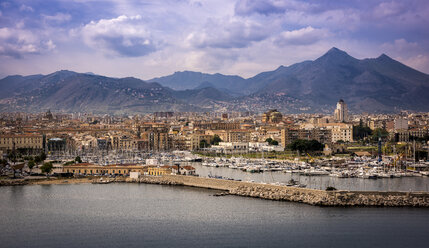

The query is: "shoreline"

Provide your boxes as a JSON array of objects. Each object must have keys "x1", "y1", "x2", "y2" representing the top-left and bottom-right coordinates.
[
  {"x1": 2, "y1": 175, "x2": 429, "y2": 207},
  {"x1": 129, "y1": 175, "x2": 429, "y2": 207},
  {"x1": 0, "y1": 177, "x2": 112, "y2": 186}
]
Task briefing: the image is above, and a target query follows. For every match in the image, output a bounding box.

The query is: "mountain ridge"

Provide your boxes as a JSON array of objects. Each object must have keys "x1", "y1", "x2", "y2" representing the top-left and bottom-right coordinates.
[{"x1": 1, "y1": 47, "x2": 429, "y2": 114}]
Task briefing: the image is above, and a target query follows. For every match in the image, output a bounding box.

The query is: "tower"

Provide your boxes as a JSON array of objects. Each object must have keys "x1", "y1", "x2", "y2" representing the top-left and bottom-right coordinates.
[{"x1": 334, "y1": 99, "x2": 348, "y2": 122}]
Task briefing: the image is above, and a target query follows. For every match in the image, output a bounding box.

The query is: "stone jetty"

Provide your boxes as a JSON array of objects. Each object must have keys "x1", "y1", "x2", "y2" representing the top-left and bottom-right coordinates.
[{"x1": 129, "y1": 175, "x2": 429, "y2": 207}]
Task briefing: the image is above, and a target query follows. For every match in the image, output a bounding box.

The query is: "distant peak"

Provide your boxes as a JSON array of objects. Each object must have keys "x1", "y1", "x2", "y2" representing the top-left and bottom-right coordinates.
[
  {"x1": 377, "y1": 53, "x2": 393, "y2": 60},
  {"x1": 325, "y1": 47, "x2": 349, "y2": 56},
  {"x1": 275, "y1": 65, "x2": 286, "y2": 71},
  {"x1": 328, "y1": 47, "x2": 341, "y2": 52},
  {"x1": 50, "y1": 70, "x2": 77, "y2": 76},
  {"x1": 316, "y1": 47, "x2": 357, "y2": 63}
]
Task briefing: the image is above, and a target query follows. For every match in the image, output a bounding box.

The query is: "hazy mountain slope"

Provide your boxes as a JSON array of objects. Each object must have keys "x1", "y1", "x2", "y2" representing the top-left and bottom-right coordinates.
[
  {"x1": 1, "y1": 47, "x2": 429, "y2": 114},
  {"x1": 0, "y1": 71, "x2": 201, "y2": 114},
  {"x1": 248, "y1": 48, "x2": 429, "y2": 112},
  {"x1": 148, "y1": 71, "x2": 247, "y2": 94},
  {"x1": 0, "y1": 74, "x2": 44, "y2": 98},
  {"x1": 171, "y1": 87, "x2": 233, "y2": 104}
]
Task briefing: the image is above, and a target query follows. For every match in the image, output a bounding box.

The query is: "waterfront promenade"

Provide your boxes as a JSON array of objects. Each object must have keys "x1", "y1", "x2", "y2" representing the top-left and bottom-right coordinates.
[{"x1": 130, "y1": 175, "x2": 429, "y2": 207}]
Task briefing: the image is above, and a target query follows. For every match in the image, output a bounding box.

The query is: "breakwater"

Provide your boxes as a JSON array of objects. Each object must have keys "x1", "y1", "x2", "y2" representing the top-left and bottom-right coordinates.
[{"x1": 129, "y1": 175, "x2": 429, "y2": 207}]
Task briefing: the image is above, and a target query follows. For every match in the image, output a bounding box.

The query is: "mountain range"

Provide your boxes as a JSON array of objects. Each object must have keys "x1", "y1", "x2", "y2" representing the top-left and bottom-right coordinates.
[{"x1": 1, "y1": 47, "x2": 429, "y2": 114}]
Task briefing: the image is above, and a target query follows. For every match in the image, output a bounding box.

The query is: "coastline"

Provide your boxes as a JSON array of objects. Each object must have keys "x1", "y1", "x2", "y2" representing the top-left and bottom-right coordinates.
[
  {"x1": 0, "y1": 177, "x2": 103, "y2": 186},
  {"x1": 2, "y1": 175, "x2": 429, "y2": 207},
  {"x1": 129, "y1": 175, "x2": 429, "y2": 207}
]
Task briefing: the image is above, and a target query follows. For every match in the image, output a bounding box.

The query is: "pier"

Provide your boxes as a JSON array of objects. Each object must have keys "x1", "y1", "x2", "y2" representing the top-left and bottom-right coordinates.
[{"x1": 129, "y1": 175, "x2": 429, "y2": 207}]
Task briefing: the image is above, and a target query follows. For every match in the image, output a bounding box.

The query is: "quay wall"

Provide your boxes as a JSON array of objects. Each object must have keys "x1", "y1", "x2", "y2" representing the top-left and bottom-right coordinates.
[{"x1": 130, "y1": 175, "x2": 429, "y2": 207}]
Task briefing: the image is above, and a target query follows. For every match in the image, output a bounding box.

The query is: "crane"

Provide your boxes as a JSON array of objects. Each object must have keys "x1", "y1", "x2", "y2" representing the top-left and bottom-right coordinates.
[{"x1": 307, "y1": 153, "x2": 315, "y2": 164}]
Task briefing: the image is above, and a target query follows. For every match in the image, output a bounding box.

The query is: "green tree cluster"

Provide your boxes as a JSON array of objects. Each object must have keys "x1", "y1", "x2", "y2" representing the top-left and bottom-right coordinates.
[
  {"x1": 75, "y1": 156, "x2": 82, "y2": 163},
  {"x1": 265, "y1": 138, "x2": 279, "y2": 146},
  {"x1": 34, "y1": 152, "x2": 47, "y2": 165},
  {"x1": 287, "y1": 139, "x2": 323, "y2": 153},
  {"x1": 353, "y1": 125, "x2": 372, "y2": 140},
  {"x1": 371, "y1": 128, "x2": 389, "y2": 141},
  {"x1": 210, "y1": 135, "x2": 222, "y2": 145},
  {"x1": 199, "y1": 139, "x2": 209, "y2": 149},
  {"x1": 40, "y1": 162, "x2": 53, "y2": 177},
  {"x1": 27, "y1": 160, "x2": 36, "y2": 173}
]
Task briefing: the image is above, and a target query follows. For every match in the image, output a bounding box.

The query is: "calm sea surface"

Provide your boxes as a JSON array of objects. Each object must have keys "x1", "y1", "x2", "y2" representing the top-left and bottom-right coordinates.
[{"x1": 0, "y1": 183, "x2": 428, "y2": 248}]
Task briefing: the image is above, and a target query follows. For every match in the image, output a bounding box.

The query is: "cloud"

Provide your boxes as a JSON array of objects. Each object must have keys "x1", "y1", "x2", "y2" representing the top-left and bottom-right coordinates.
[
  {"x1": 0, "y1": 27, "x2": 39, "y2": 58},
  {"x1": 380, "y1": 38, "x2": 429, "y2": 72},
  {"x1": 235, "y1": 0, "x2": 285, "y2": 16},
  {"x1": 0, "y1": 26, "x2": 57, "y2": 59},
  {"x1": 2, "y1": 0, "x2": 429, "y2": 78},
  {"x1": 19, "y1": 4, "x2": 34, "y2": 12},
  {"x1": 234, "y1": 0, "x2": 313, "y2": 16},
  {"x1": 186, "y1": 17, "x2": 270, "y2": 49},
  {"x1": 381, "y1": 38, "x2": 419, "y2": 53},
  {"x1": 274, "y1": 26, "x2": 330, "y2": 46},
  {"x1": 372, "y1": 1, "x2": 404, "y2": 19},
  {"x1": 401, "y1": 54, "x2": 429, "y2": 72},
  {"x1": 43, "y1": 13, "x2": 72, "y2": 23},
  {"x1": 80, "y1": 15, "x2": 157, "y2": 57}
]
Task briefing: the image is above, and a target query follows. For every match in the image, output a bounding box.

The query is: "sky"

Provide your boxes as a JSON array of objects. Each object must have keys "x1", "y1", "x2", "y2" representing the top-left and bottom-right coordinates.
[{"x1": 1, "y1": 0, "x2": 429, "y2": 80}]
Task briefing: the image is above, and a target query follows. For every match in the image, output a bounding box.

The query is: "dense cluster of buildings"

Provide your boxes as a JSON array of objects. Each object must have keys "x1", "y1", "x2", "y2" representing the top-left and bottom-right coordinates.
[{"x1": 1, "y1": 100, "x2": 429, "y2": 156}]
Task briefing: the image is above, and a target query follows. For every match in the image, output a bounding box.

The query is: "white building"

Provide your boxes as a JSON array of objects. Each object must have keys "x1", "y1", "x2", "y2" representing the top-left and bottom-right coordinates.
[
  {"x1": 334, "y1": 99, "x2": 348, "y2": 122},
  {"x1": 394, "y1": 118, "x2": 408, "y2": 131},
  {"x1": 248, "y1": 142, "x2": 284, "y2": 152},
  {"x1": 211, "y1": 142, "x2": 249, "y2": 154}
]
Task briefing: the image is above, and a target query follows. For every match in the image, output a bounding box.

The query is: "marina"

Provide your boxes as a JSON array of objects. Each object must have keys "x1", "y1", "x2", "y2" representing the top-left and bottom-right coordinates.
[{"x1": 36, "y1": 151, "x2": 429, "y2": 192}]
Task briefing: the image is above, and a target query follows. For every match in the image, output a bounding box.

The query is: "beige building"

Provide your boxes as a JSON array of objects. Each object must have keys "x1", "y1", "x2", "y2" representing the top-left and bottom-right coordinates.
[
  {"x1": 63, "y1": 163, "x2": 149, "y2": 176},
  {"x1": 192, "y1": 121, "x2": 240, "y2": 130},
  {"x1": 318, "y1": 123, "x2": 353, "y2": 143},
  {"x1": 226, "y1": 130, "x2": 251, "y2": 143},
  {"x1": 281, "y1": 125, "x2": 332, "y2": 147},
  {"x1": 184, "y1": 133, "x2": 213, "y2": 150},
  {"x1": 262, "y1": 109, "x2": 283, "y2": 123},
  {"x1": 0, "y1": 134, "x2": 44, "y2": 152}
]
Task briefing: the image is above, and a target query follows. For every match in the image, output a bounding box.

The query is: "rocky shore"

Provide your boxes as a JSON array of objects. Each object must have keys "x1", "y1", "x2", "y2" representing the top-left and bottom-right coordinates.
[
  {"x1": 128, "y1": 175, "x2": 429, "y2": 207},
  {"x1": 229, "y1": 185, "x2": 429, "y2": 207},
  {"x1": 0, "y1": 177, "x2": 95, "y2": 186},
  {"x1": 0, "y1": 179, "x2": 29, "y2": 186}
]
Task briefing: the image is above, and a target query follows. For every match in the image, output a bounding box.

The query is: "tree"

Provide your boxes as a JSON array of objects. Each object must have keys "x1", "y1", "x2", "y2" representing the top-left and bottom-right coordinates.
[
  {"x1": 287, "y1": 139, "x2": 323, "y2": 153},
  {"x1": 199, "y1": 139, "x2": 209, "y2": 149},
  {"x1": 40, "y1": 152, "x2": 47, "y2": 161},
  {"x1": 40, "y1": 162, "x2": 53, "y2": 177},
  {"x1": 211, "y1": 135, "x2": 222, "y2": 145},
  {"x1": 353, "y1": 124, "x2": 372, "y2": 141},
  {"x1": 34, "y1": 152, "x2": 46, "y2": 165},
  {"x1": 28, "y1": 160, "x2": 35, "y2": 174},
  {"x1": 7, "y1": 151, "x2": 17, "y2": 164},
  {"x1": 34, "y1": 155, "x2": 42, "y2": 164},
  {"x1": 0, "y1": 159, "x2": 7, "y2": 167},
  {"x1": 371, "y1": 128, "x2": 389, "y2": 142},
  {"x1": 265, "y1": 138, "x2": 279, "y2": 146},
  {"x1": 75, "y1": 156, "x2": 82, "y2": 163}
]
